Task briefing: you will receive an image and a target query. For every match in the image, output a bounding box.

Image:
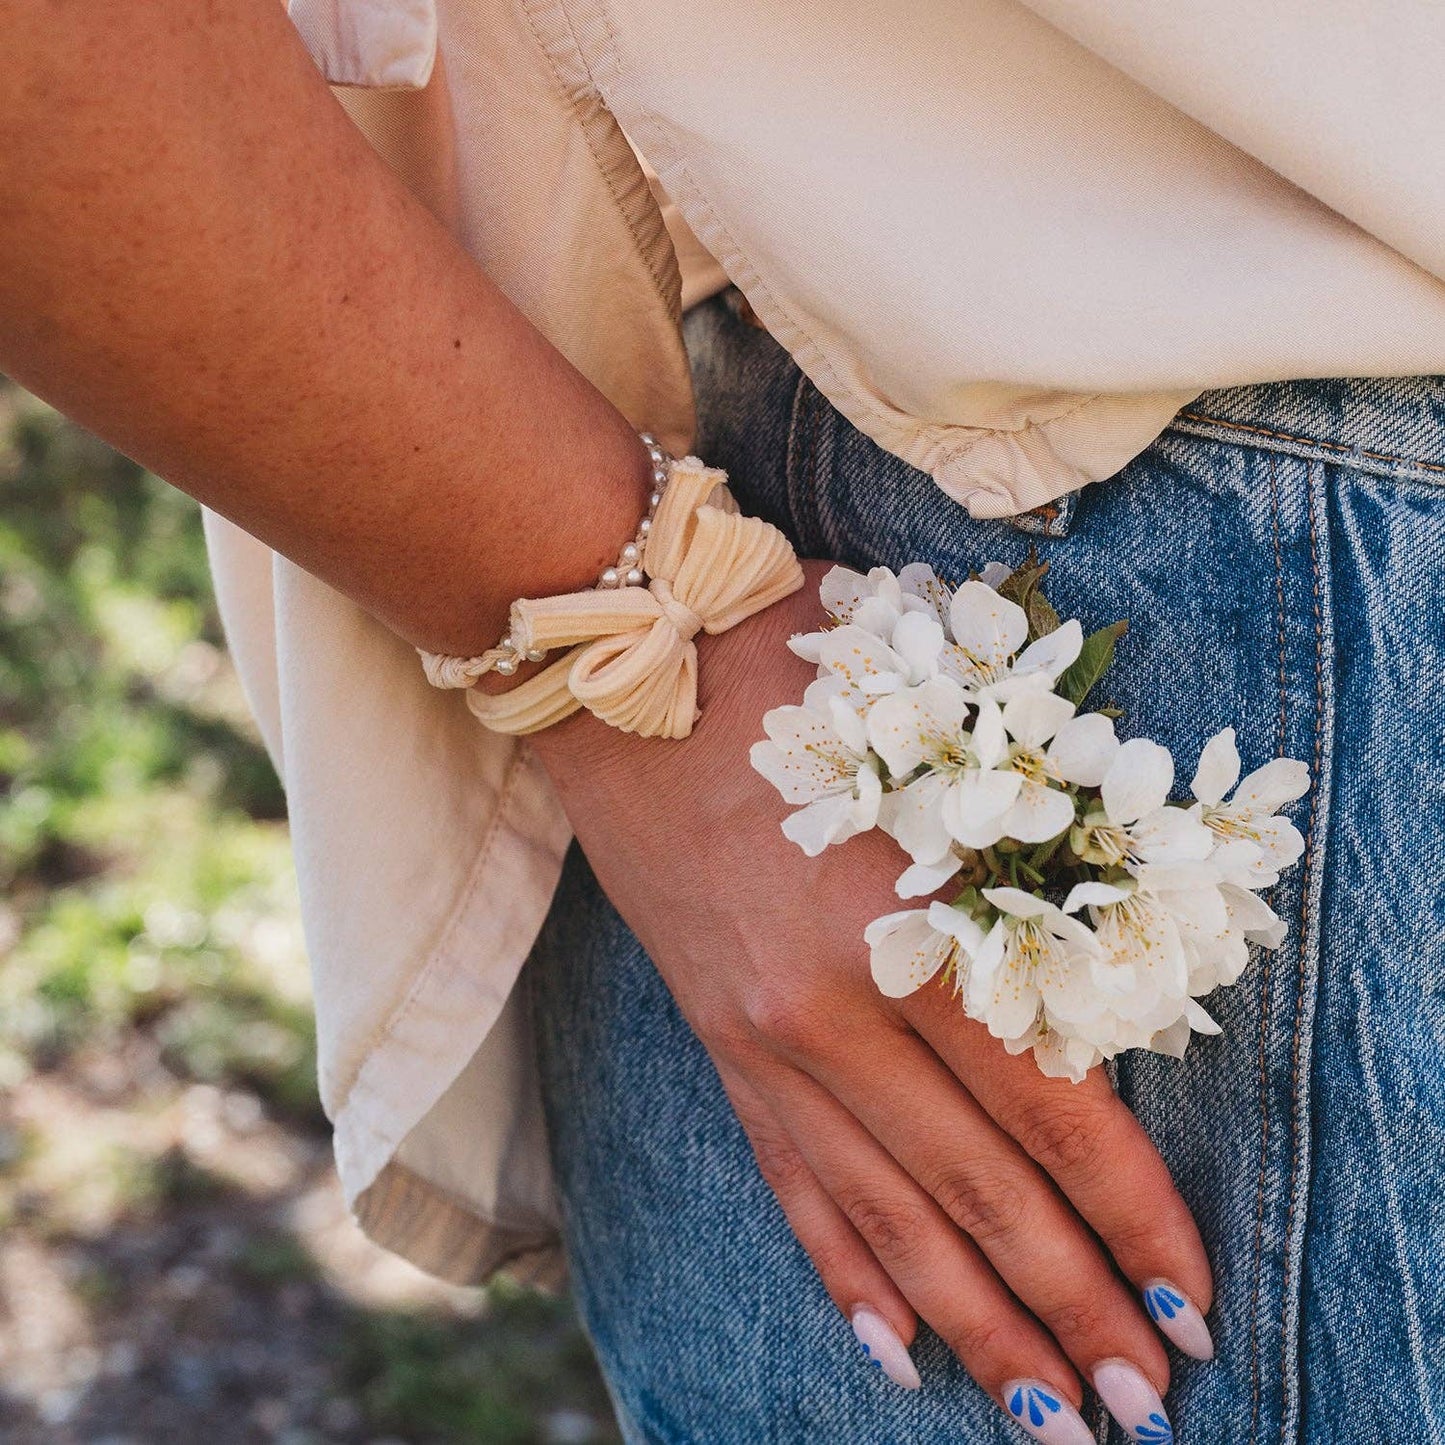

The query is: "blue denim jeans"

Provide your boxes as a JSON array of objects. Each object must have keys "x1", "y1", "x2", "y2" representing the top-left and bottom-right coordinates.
[{"x1": 522, "y1": 287, "x2": 1445, "y2": 1443}]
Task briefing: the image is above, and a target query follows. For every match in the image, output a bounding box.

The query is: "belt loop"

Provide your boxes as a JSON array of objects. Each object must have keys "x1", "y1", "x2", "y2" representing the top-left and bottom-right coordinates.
[{"x1": 1006, "y1": 491, "x2": 1078, "y2": 538}]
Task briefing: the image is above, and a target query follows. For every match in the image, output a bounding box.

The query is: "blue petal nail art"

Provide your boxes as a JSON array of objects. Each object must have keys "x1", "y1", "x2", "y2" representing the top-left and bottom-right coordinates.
[
  {"x1": 1008, "y1": 1384, "x2": 1063, "y2": 1428},
  {"x1": 859, "y1": 1341, "x2": 883, "y2": 1370},
  {"x1": 1144, "y1": 1284, "x2": 1186, "y2": 1323},
  {"x1": 1136, "y1": 1411, "x2": 1174, "y2": 1442}
]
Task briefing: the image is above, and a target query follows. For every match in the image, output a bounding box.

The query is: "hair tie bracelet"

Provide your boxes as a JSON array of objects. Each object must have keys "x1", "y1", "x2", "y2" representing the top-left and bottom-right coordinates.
[{"x1": 416, "y1": 441, "x2": 804, "y2": 740}]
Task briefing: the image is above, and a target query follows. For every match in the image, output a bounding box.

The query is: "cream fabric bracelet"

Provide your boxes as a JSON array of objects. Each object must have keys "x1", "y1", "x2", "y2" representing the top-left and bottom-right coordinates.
[{"x1": 416, "y1": 452, "x2": 804, "y2": 740}]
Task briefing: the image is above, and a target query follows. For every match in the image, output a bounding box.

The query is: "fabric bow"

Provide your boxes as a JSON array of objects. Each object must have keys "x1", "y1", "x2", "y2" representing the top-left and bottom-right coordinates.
[{"x1": 466, "y1": 459, "x2": 803, "y2": 739}]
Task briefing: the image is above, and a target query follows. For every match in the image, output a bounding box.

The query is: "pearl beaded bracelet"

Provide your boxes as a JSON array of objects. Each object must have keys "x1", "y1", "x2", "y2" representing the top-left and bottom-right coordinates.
[
  {"x1": 595, "y1": 431, "x2": 672, "y2": 593},
  {"x1": 417, "y1": 440, "x2": 804, "y2": 739},
  {"x1": 416, "y1": 430, "x2": 673, "y2": 687}
]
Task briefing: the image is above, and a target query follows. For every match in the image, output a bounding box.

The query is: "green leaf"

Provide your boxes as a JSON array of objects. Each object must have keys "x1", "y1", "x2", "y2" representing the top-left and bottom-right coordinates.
[
  {"x1": 1025, "y1": 589, "x2": 1060, "y2": 640},
  {"x1": 995, "y1": 550, "x2": 1048, "y2": 610},
  {"x1": 1055, "y1": 619, "x2": 1128, "y2": 707},
  {"x1": 996, "y1": 549, "x2": 1060, "y2": 641}
]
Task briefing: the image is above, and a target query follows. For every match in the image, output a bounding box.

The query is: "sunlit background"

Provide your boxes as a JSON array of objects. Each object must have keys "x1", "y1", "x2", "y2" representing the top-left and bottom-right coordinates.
[{"x1": 0, "y1": 380, "x2": 618, "y2": 1444}]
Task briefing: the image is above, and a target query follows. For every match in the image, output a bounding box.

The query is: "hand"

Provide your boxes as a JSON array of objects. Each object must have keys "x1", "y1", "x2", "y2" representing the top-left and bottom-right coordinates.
[{"x1": 529, "y1": 560, "x2": 1213, "y2": 1440}]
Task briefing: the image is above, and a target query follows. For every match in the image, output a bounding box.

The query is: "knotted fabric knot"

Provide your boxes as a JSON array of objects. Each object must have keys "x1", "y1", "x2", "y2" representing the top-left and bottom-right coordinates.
[
  {"x1": 466, "y1": 457, "x2": 804, "y2": 739},
  {"x1": 647, "y1": 577, "x2": 703, "y2": 642}
]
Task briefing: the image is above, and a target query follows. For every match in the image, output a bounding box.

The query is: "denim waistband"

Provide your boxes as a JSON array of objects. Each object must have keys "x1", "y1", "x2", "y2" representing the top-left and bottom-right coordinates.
[{"x1": 1179, "y1": 376, "x2": 1445, "y2": 489}]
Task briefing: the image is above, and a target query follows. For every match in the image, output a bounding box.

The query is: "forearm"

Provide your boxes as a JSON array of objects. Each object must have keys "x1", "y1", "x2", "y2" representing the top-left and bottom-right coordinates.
[{"x1": 0, "y1": 0, "x2": 651, "y2": 654}]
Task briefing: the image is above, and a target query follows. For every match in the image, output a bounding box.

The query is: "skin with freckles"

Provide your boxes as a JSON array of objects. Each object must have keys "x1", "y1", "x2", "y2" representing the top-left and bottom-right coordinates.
[{"x1": 0, "y1": 5, "x2": 1214, "y2": 1431}]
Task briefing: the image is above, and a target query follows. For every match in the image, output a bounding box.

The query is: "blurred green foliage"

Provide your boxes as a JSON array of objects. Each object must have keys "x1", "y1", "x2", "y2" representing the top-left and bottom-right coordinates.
[
  {"x1": 0, "y1": 381, "x2": 618, "y2": 1443},
  {"x1": 0, "y1": 380, "x2": 314, "y2": 1119}
]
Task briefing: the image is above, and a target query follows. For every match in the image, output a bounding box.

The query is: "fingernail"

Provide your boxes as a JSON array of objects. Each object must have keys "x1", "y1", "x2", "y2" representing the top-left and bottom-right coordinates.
[
  {"x1": 1092, "y1": 1358, "x2": 1173, "y2": 1442},
  {"x1": 849, "y1": 1305, "x2": 921, "y2": 1390},
  {"x1": 999, "y1": 1379, "x2": 1095, "y2": 1444},
  {"x1": 1142, "y1": 1277, "x2": 1215, "y2": 1361}
]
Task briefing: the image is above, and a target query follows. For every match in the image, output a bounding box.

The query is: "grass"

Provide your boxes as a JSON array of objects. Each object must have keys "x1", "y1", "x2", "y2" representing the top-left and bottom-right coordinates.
[{"x1": 0, "y1": 379, "x2": 618, "y2": 1443}]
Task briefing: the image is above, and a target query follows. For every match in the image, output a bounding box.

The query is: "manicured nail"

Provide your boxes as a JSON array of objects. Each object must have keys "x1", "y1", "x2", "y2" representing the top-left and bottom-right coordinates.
[
  {"x1": 1092, "y1": 1359, "x2": 1173, "y2": 1442},
  {"x1": 999, "y1": 1379, "x2": 1095, "y2": 1444},
  {"x1": 1142, "y1": 1278, "x2": 1215, "y2": 1361},
  {"x1": 849, "y1": 1305, "x2": 921, "y2": 1390}
]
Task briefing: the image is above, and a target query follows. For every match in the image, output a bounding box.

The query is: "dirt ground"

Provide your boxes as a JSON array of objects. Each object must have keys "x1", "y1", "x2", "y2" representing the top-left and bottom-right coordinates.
[{"x1": 0, "y1": 1038, "x2": 619, "y2": 1445}]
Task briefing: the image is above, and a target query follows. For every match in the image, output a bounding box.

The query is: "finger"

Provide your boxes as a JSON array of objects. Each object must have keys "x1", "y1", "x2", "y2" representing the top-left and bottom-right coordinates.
[
  {"x1": 906, "y1": 988, "x2": 1215, "y2": 1344},
  {"x1": 775, "y1": 1063, "x2": 1102, "y2": 1442},
  {"x1": 791, "y1": 1018, "x2": 1173, "y2": 1396},
  {"x1": 718, "y1": 1065, "x2": 923, "y2": 1391}
]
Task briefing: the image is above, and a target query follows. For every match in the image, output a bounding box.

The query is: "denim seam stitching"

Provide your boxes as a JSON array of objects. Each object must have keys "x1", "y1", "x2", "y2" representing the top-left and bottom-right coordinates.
[
  {"x1": 1278, "y1": 460, "x2": 1333, "y2": 1444},
  {"x1": 1172, "y1": 410, "x2": 1445, "y2": 484},
  {"x1": 1248, "y1": 451, "x2": 1285, "y2": 1441}
]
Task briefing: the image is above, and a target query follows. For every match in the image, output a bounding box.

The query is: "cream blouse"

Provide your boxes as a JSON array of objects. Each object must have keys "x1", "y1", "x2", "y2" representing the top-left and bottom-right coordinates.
[{"x1": 202, "y1": 0, "x2": 1445, "y2": 1285}]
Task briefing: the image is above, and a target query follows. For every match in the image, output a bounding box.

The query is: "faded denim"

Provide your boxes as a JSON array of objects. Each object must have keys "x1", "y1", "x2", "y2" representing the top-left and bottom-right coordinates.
[{"x1": 522, "y1": 287, "x2": 1445, "y2": 1443}]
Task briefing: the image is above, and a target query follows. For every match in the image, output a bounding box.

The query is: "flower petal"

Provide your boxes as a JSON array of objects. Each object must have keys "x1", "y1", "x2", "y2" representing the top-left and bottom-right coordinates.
[
  {"x1": 819, "y1": 565, "x2": 871, "y2": 623},
  {"x1": 898, "y1": 562, "x2": 953, "y2": 631},
  {"x1": 926, "y1": 900, "x2": 989, "y2": 954},
  {"x1": 941, "y1": 768, "x2": 1023, "y2": 848},
  {"x1": 883, "y1": 773, "x2": 955, "y2": 864},
  {"x1": 969, "y1": 696, "x2": 1009, "y2": 769},
  {"x1": 749, "y1": 715, "x2": 853, "y2": 803},
  {"x1": 962, "y1": 920, "x2": 1008, "y2": 1015},
  {"x1": 896, "y1": 854, "x2": 965, "y2": 898},
  {"x1": 1031, "y1": 1029, "x2": 1100, "y2": 1083},
  {"x1": 999, "y1": 779, "x2": 1076, "y2": 844},
  {"x1": 786, "y1": 630, "x2": 827, "y2": 663},
  {"x1": 819, "y1": 624, "x2": 910, "y2": 695},
  {"x1": 1013, "y1": 618, "x2": 1084, "y2": 680},
  {"x1": 892, "y1": 609, "x2": 946, "y2": 679},
  {"x1": 1184, "y1": 997, "x2": 1223, "y2": 1034},
  {"x1": 949, "y1": 580, "x2": 1028, "y2": 672},
  {"x1": 1191, "y1": 727, "x2": 1240, "y2": 807},
  {"x1": 1002, "y1": 689, "x2": 1076, "y2": 749},
  {"x1": 827, "y1": 693, "x2": 869, "y2": 757},
  {"x1": 1148, "y1": 1016, "x2": 1192, "y2": 1059},
  {"x1": 1063, "y1": 881, "x2": 1131, "y2": 913},
  {"x1": 1048, "y1": 712, "x2": 1119, "y2": 786},
  {"x1": 981, "y1": 886, "x2": 1052, "y2": 919},
  {"x1": 781, "y1": 793, "x2": 863, "y2": 856},
  {"x1": 866, "y1": 677, "x2": 967, "y2": 777},
  {"x1": 866, "y1": 910, "x2": 949, "y2": 997},
  {"x1": 1103, "y1": 738, "x2": 1175, "y2": 824},
  {"x1": 1130, "y1": 803, "x2": 1215, "y2": 863},
  {"x1": 1233, "y1": 757, "x2": 1311, "y2": 814}
]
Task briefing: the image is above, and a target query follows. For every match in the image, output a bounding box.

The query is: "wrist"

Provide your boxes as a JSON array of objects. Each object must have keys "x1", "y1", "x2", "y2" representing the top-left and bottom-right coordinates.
[
  {"x1": 527, "y1": 557, "x2": 830, "y2": 775},
  {"x1": 418, "y1": 419, "x2": 657, "y2": 665}
]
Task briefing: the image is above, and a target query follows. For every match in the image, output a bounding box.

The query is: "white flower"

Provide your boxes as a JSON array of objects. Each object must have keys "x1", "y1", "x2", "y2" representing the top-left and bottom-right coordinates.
[
  {"x1": 943, "y1": 581, "x2": 1084, "y2": 701},
  {"x1": 866, "y1": 901, "x2": 987, "y2": 998},
  {"x1": 1191, "y1": 727, "x2": 1309, "y2": 886},
  {"x1": 1074, "y1": 738, "x2": 1215, "y2": 871},
  {"x1": 1060, "y1": 878, "x2": 1194, "y2": 1039},
  {"x1": 1001, "y1": 1019, "x2": 1106, "y2": 1084},
  {"x1": 891, "y1": 842, "x2": 979, "y2": 899},
  {"x1": 788, "y1": 564, "x2": 946, "y2": 663},
  {"x1": 867, "y1": 680, "x2": 1021, "y2": 866},
  {"x1": 955, "y1": 691, "x2": 1119, "y2": 848},
  {"x1": 1144, "y1": 998, "x2": 1225, "y2": 1062},
  {"x1": 964, "y1": 887, "x2": 1103, "y2": 1041},
  {"x1": 750, "y1": 675, "x2": 882, "y2": 856}
]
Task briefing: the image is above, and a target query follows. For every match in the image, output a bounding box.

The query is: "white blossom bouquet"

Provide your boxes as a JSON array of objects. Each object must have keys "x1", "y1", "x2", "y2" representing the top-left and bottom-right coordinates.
[{"x1": 750, "y1": 555, "x2": 1310, "y2": 1082}]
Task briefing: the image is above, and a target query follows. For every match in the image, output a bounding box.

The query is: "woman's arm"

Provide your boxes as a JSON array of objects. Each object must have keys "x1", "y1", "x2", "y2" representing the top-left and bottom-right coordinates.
[
  {"x1": 1, "y1": 4, "x2": 1209, "y2": 1431},
  {"x1": 0, "y1": 0, "x2": 651, "y2": 656}
]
